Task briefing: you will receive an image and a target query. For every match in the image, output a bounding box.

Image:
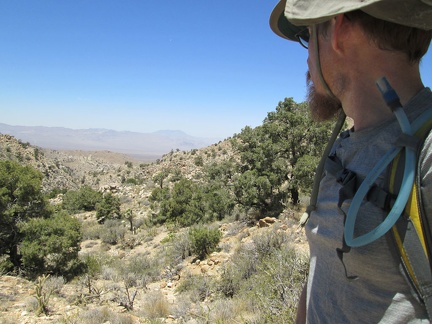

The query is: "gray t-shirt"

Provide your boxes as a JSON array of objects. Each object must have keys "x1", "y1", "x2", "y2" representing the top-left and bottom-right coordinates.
[{"x1": 305, "y1": 88, "x2": 432, "y2": 323}]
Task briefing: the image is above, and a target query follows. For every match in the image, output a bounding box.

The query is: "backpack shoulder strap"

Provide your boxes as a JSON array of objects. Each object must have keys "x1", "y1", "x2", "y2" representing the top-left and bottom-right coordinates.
[{"x1": 390, "y1": 113, "x2": 432, "y2": 317}]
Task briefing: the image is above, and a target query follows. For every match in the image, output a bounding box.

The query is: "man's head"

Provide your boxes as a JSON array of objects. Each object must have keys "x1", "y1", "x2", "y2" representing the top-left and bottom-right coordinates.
[
  {"x1": 270, "y1": 0, "x2": 432, "y2": 121},
  {"x1": 270, "y1": 0, "x2": 432, "y2": 39}
]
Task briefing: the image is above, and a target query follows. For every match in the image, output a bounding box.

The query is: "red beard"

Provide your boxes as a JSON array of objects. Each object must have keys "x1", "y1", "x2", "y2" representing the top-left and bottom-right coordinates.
[{"x1": 306, "y1": 71, "x2": 342, "y2": 122}]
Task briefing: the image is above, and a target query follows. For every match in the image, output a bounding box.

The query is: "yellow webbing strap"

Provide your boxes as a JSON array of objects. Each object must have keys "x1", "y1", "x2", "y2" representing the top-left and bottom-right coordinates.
[
  {"x1": 391, "y1": 183, "x2": 424, "y2": 288},
  {"x1": 406, "y1": 182, "x2": 426, "y2": 253}
]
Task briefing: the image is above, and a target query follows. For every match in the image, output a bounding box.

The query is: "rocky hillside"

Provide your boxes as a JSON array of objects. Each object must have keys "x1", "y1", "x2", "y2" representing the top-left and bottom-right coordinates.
[
  {"x1": 0, "y1": 133, "x2": 147, "y2": 191},
  {"x1": 0, "y1": 133, "x2": 238, "y2": 219},
  {"x1": 0, "y1": 133, "x2": 308, "y2": 323}
]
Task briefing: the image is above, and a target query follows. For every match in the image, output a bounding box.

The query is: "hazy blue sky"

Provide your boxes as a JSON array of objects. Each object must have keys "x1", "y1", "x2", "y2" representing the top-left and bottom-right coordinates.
[{"x1": 1, "y1": 1, "x2": 432, "y2": 139}]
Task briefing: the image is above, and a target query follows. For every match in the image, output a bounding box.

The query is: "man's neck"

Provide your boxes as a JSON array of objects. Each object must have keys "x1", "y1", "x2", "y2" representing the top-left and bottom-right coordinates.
[{"x1": 341, "y1": 58, "x2": 424, "y2": 131}]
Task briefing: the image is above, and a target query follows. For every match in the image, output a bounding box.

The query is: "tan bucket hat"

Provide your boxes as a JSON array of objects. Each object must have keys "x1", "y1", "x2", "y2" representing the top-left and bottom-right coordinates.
[{"x1": 270, "y1": 0, "x2": 432, "y2": 41}]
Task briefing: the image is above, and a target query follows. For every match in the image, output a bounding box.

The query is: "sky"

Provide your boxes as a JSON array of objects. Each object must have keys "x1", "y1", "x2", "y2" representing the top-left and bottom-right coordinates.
[{"x1": 1, "y1": 1, "x2": 432, "y2": 140}]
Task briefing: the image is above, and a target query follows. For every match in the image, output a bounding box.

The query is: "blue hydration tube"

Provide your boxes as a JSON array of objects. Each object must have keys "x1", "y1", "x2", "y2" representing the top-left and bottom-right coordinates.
[{"x1": 344, "y1": 77, "x2": 417, "y2": 247}]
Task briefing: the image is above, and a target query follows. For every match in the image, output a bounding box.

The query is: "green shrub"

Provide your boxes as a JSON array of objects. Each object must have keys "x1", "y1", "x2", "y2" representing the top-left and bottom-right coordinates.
[
  {"x1": 83, "y1": 254, "x2": 103, "y2": 278},
  {"x1": 62, "y1": 186, "x2": 102, "y2": 214},
  {"x1": 19, "y1": 212, "x2": 84, "y2": 279},
  {"x1": 45, "y1": 187, "x2": 67, "y2": 199},
  {"x1": 169, "y1": 168, "x2": 183, "y2": 182},
  {"x1": 0, "y1": 256, "x2": 14, "y2": 275},
  {"x1": 149, "y1": 187, "x2": 170, "y2": 203},
  {"x1": 152, "y1": 169, "x2": 170, "y2": 189},
  {"x1": 194, "y1": 155, "x2": 204, "y2": 166},
  {"x1": 158, "y1": 178, "x2": 205, "y2": 227},
  {"x1": 125, "y1": 177, "x2": 142, "y2": 185},
  {"x1": 203, "y1": 185, "x2": 235, "y2": 221},
  {"x1": 18, "y1": 140, "x2": 30, "y2": 148},
  {"x1": 96, "y1": 193, "x2": 121, "y2": 224},
  {"x1": 0, "y1": 160, "x2": 51, "y2": 270},
  {"x1": 189, "y1": 226, "x2": 222, "y2": 260}
]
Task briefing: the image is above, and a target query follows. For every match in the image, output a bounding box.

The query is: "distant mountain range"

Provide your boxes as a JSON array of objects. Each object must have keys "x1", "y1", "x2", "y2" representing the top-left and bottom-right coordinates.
[{"x1": 0, "y1": 123, "x2": 220, "y2": 160}]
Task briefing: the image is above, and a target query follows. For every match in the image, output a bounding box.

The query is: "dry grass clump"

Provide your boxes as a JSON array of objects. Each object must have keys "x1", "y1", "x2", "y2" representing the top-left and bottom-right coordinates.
[
  {"x1": 139, "y1": 290, "x2": 171, "y2": 319},
  {"x1": 176, "y1": 272, "x2": 214, "y2": 303},
  {"x1": 99, "y1": 219, "x2": 127, "y2": 245},
  {"x1": 159, "y1": 229, "x2": 193, "y2": 269},
  {"x1": 24, "y1": 296, "x2": 38, "y2": 312},
  {"x1": 223, "y1": 221, "x2": 247, "y2": 237},
  {"x1": 73, "y1": 306, "x2": 133, "y2": 324},
  {"x1": 209, "y1": 298, "x2": 238, "y2": 323},
  {"x1": 81, "y1": 220, "x2": 101, "y2": 240},
  {"x1": 44, "y1": 275, "x2": 65, "y2": 295}
]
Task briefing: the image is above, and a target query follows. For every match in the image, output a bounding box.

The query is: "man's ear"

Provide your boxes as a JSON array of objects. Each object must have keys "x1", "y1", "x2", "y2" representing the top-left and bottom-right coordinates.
[{"x1": 332, "y1": 14, "x2": 350, "y2": 53}]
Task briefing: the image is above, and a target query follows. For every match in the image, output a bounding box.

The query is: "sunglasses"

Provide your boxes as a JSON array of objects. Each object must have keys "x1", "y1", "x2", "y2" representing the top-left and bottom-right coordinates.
[{"x1": 295, "y1": 28, "x2": 310, "y2": 49}]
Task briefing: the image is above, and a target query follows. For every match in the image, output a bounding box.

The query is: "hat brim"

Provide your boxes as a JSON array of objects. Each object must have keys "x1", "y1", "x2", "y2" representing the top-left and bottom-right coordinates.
[
  {"x1": 278, "y1": 0, "x2": 432, "y2": 31},
  {"x1": 269, "y1": 0, "x2": 305, "y2": 41}
]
